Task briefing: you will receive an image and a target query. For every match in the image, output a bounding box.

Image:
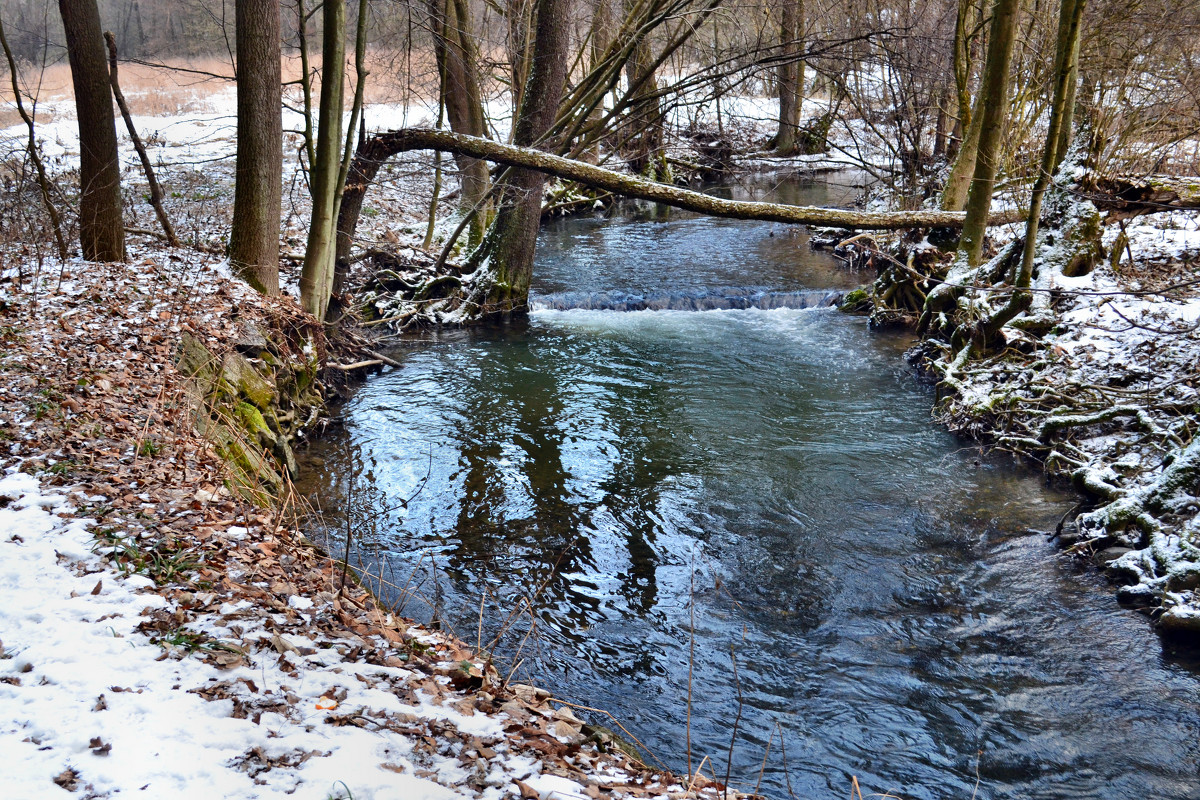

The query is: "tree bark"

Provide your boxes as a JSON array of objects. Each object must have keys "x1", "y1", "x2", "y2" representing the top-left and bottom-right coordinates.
[
  {"x1": 957, "y1": 0, "x2": 1020, "y2": 267},
  {"x1": 974, "y1": 0, "x2": 1088, "y2": 348},
  {"x1": 300, "y1": 0, "x2": 346, "y2": 319},
  {"x1": 774, "y1": 0, "x2": 805, "y2": 155},
  {"x1": 428, "y1": 0, "x2": 491, "y2": 245},
  {"x1": 58, "y1": 0, "x2": 125, "y2": 262},
  {"x1": 465, "y1": 0, "x2": 572, "y2": 317},
  {"x1": 229, "y1": 0, "x2": 281, "y2": 295},
  {"x1": 940, "y1": 0, "x2": 981, "y2": 210},
  {"x1": 622, "y1": 0, "x2": 665, "y2": 177},
  {"x1": 336, "y1": 128, "x2": 1025, "y2": 247}
]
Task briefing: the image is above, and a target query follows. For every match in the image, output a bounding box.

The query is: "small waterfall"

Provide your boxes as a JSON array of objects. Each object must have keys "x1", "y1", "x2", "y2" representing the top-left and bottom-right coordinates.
[{"x1": 530, "y1": 287, "x2": 843, "y2": 312}]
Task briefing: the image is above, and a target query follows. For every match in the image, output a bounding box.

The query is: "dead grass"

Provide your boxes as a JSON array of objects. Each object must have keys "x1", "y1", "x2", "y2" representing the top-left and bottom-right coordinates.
[{"x1": 2, "y1": 50, "x2": 442, "y2": 120}]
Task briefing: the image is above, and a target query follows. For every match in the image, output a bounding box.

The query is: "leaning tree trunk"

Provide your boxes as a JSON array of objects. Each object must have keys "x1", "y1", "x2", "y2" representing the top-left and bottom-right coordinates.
[
  {"x1": 956, "y1": 0, "x2": 1020, "y2": 268},
  {"x1": 229, "y1": 0, "x2": 282, "y2": 295},
  {"x1": 300, "y1": 0, "x2": 346, "y2": 319},
  {"x1": 336, "y1": 129, "x2": 1023, "y2": 247},
  {"x1": 58, "y1": 0, "x2": 125, "y2": 262},
  {"x1": 465, "y1": 0, "x2": 572, "y2": 318}
]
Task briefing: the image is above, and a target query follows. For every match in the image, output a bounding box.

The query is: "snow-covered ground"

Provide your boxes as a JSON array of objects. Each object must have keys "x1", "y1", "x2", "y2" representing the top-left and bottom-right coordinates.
[{"x1": 1, "y1": 466, "x2": 711, "y2": 799}]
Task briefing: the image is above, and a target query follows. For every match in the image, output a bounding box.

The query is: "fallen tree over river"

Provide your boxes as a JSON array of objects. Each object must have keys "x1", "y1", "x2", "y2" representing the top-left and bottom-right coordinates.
[{"x1": 331, "y1": 128, "x2": 1024, "y2": 322}]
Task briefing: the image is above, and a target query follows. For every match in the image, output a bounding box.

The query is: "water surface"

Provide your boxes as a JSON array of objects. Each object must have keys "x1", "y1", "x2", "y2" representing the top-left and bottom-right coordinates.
[{"x1": 302, "y1": 176, "x2": 1200, "y2": 800}]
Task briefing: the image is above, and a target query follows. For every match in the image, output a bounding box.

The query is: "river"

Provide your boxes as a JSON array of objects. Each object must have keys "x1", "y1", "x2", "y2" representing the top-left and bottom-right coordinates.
[{"x1": 300, "y1": 175, "x2": 1200, "y2": 800}]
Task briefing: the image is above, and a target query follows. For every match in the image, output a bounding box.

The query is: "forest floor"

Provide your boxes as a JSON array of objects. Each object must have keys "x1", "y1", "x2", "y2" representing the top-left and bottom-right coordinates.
[{"x1": 3, "y1": 79, "x2": 1200, "y2": 798}]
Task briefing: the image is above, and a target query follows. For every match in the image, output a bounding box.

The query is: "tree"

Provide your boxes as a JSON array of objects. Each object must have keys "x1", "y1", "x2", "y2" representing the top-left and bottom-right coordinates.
[
  {"x1": 774, "y1": 0, "x2": 805, "y2": 155},
  {"x1": 229, "y1": 0, "x2": 282, "y2": 295},
  {"x1": 299, "y1": 0, "x2": 347, "y2": 319},
  {"x1": 955, "y1": 0, "x2": 1020, "y2": 268},
  {"x1": 940, "y1": 0, "x2": 980, "y2": 210},
  {"x1": 427, "y1": 0, "x2": 491, "y2": 246},
  {"x1": 462, "y1": 0, "x2": 572, "y2": 318},
  {"x1": 58, "y1": 0, "x2": 125, "y2": 262},
  {"x1": 622, "y1": 0, "x2": 667, "y2": 177}
]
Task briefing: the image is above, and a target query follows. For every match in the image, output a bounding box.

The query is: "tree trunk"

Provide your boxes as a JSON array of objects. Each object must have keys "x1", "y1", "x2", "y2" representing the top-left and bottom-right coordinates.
[
  {"x1": 933, "y1": 86, "x2": 949, "y2": 159},
  {"x1": 774, "y1": 0, "x2": 804, "y2": 155},
  {"x1": 957, "y1": 0, "x2": 1020, "y2": 267},
  {"x1": 583, "y1": 0, "x2": 615, "y2": 163},
  {"x1": 622, "y1": 0, "x2": 665, "y2": 178},
  {"x1": 1052, "y1": 0, "x2": 1082, "y2": 172},
  {"x1": 428, "y1": 0, "x2": 491, "y2": 245},
  {"x1": 1016, "y1": 0, "x2": 1087, "y2": 286},
  {"x1": 974, "y1": 0, "x2": 1089, "y2": 349},
  {"x1": 229, "y1": 0, "x2": 282, "y2": 295},
  {"x1": 941, "y1": 0, "x2": 980, "y2": 210},
  {"x1": 58, "y1": 0, "x2": 125, "y2": 262},
  {"x1": 300, "y1": 0, "x2": 346, "y2": 319},
  {"x1": 466, "y1": 0, "x2": 572, "y2": 318},
  {"x1": 507, "y1": 0, "x2": 534, "y2": 121}
]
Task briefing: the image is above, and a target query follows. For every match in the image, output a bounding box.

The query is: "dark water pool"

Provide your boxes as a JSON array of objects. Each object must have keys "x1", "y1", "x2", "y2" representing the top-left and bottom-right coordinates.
[{"x1": 300, "y1": 175, "x2": 1200, "y2": 799}]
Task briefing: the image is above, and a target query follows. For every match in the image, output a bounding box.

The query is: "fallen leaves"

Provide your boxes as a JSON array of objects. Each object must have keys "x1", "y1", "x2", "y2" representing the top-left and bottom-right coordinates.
[{"x1": 53, "y1": 768, "x2": 80, "y2": 792}]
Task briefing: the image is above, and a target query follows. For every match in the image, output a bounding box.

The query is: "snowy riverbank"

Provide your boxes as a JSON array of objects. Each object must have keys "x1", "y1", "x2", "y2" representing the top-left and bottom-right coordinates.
[
  {"x1": 910, "y1": 208, "x2": 1200, "y2": 634},
  {"x1": 0, "y1": 253, "x2": 729, "y2": 799}
]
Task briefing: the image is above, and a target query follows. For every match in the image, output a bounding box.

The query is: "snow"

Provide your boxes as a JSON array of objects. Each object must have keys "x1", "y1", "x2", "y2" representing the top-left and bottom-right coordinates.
[
  {"x1": 1, "y1": 466, "x2": 690, "y2": 800},
  {"x1": 0, "y1": 470, "x2": 468, "y2": 798}
]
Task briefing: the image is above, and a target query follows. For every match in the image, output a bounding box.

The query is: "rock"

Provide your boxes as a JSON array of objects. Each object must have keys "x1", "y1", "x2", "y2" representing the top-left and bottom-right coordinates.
[
  {"x1": 221, "y1": 352, "x2": 276, "y2": 411},
  {"x1": 1156, "y1": 606, "x2": 1200, "y2": 638},
  {"x1": 235, "y1": 402, "x2": 277, "y2": 449},
  {"x1": 1115, "y1": 582, "x2": 1157, "y2": 610},
  {"x1": 176, "y1": 333, "x2": 219, "y2": 397},
  {"x1": 1165, "y1": 569, "x2": 1200, "y2": 592},
  {"x1": 1094, "y1": 546, "x2": 1133, "y2": 567},
  {"x1": 233, "y1": 323, "x2": 271, "y2": 357},
  {"x1": 274, "y1": 436, "x2": 299, "y2": 479}
]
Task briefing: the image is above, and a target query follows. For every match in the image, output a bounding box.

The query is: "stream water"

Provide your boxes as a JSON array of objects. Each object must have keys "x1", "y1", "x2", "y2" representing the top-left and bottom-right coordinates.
[{"x1": 301, "y1": 176, "x2": 1200, "y2": 800}]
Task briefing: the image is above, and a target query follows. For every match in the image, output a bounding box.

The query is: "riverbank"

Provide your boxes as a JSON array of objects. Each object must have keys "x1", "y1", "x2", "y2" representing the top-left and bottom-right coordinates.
[
  {"x1": 0, "y1": 251, "x2": 728, "y2": 799},
  {"x1": 863, "y1": 207, "x2": 1200, "y2": 635}
]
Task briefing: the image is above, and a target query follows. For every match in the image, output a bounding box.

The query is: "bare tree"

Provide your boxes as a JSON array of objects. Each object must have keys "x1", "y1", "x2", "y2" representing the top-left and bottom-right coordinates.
[
  {"x1": 773, "y1": 0, "x2": 805, "y2": 155},
  {"x1": 464, "y1": 0, "x2": 573, "y2": 317},
  {"x1": 58, "y1": 0, "x2": 125, "y2": 262},
  {"x1": 229, "y1": 0, "x2": 282, "y2": 295},
  {"x1": 300, "y1": 0, "x2": 346, "y2": 319}
]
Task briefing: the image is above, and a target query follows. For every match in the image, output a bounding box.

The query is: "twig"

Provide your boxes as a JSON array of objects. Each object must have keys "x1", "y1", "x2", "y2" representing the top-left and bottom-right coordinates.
[
  {"x1": 326, "y1": 359, "x2": 384, "y2": 371},
  {"x1": 106, "y1": 31, "x2": 179, "y2": 247},
  {"x1": 724, "y1": 647, "x2": 744, "y2": 800}
]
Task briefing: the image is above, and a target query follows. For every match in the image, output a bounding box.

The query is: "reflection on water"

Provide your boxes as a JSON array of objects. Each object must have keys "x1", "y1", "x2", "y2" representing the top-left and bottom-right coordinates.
[{"x1": 301, "y1": 177, "x2": 1200, "y2": 800}]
